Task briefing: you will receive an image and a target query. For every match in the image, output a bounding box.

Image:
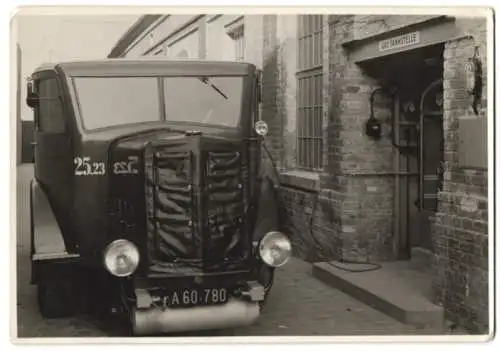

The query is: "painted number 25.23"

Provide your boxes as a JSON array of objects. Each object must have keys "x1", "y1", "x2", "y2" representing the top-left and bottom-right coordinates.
[{"x1": 74, "y1": 157, "x2": 106, "y2": 176}]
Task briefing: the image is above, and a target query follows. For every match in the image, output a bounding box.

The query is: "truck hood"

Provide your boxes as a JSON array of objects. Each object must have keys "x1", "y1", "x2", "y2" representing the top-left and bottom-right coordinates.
[
  {"x1": 105, "y1": 124, "x2": 252, "y2": 275},
  {"x1": 81, "y1": 122, "x2": 243, "y2": 145}
]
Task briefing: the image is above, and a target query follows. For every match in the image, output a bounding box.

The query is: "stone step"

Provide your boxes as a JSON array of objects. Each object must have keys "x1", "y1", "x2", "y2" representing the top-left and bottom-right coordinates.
[{"x1": 312, "y1": 260, "x2": 445, "y2": 331}]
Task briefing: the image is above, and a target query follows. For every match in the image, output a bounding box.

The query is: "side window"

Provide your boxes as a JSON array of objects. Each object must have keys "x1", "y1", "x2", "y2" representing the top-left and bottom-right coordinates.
[{"x1": 36, "y1": 78, "x2": 65, "y2": 133}]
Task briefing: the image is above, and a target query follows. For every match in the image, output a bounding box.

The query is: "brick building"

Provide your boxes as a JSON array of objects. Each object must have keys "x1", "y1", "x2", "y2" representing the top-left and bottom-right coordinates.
[{"x1": 108, "y1": 13, "x2": 490, "y2": 333}]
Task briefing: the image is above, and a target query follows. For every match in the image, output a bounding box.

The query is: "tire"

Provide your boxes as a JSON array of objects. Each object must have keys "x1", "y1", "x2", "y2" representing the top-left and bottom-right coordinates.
[
  {"x1": 259, "y1": 289, "x2": 272, "y2": 310},
  {"x1": 37, "y1": 270, "x2": 76, "y2": 319},
  {"x1": 258, "y1": 265, "x2": 274, "y2": 310}
]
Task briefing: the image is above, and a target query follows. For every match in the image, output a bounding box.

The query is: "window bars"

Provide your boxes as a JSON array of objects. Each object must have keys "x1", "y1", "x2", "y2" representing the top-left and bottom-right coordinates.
[{"x1": 297, "y1": 15, "x2": 323, "y2": 170}]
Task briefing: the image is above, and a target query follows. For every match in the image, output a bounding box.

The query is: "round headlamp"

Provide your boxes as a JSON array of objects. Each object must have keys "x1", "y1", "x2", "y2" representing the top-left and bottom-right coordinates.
[
  {"x1": 103, "y1": 239, "x2": 140, "y2": 277},
  {"x1": 254, "y1": 120, "x2": 269, "y2": 136},
  {"x1": 258, "y1": 231, "x2": 292, "y2": 268}
]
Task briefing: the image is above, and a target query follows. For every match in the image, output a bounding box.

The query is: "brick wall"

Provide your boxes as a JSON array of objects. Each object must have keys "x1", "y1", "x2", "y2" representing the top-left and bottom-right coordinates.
[
  {"x1": 431, "y1": 17, "x2": 488, "y2": 333},
  {"x1": 271, "y1": 15, "x2": 411, "y2": 263},
  {"x1": 254, "y1": 15, "x2": 343, "y2": 262},
  {"x1": 336, "y1": 13, "x2": 490, "y2": 333},
  {"x1": 277, "y1": 15, "x2": 298, "y2": 170},
  {"x1": 259, "y1": 15, "x2": 315, "y2": 259},
  {"x1": 326, "y1": 14, "x2": 490, "y2": 332},
  {"x1": 261, "y1": 15, "x2": 282, "y2": 167},
  {"x1": 271, "y1": 15, "x2": 408, "y2": 263},
  {"x1": 279, "y1": 13, "x2": 489, "y2": 334},
  {"x1": 319, "y1": 15, "x2": 397, "y2": 262},
  {"x1": 279, "y1": 187, "x2": 341, "y2": 261},
  {"x1": 352, "y1": 15, "x2": 442, "y2": 40},
  {"x1": 113, "y1": 14, "x2": 490, "y2": 332}
]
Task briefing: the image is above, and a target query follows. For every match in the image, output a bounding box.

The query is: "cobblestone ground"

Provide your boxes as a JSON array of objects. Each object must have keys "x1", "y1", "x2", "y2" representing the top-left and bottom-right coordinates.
[{"x1": 15, "y1": 165, "x2": 450, "y2": 338}]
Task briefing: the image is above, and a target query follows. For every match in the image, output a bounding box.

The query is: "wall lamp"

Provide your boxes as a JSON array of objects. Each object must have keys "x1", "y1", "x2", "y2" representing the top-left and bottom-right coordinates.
[
  {"x1": 465, "y1": 45, "x2": 483, "y2": 115},
  {"x1": 365, "y1": 87, "x2": 389, "y2": 140}
]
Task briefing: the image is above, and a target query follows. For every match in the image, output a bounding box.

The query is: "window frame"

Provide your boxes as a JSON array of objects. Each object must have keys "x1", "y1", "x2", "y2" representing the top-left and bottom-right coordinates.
[
  {"x1": 296, "y1": 14, "x2": 324, "y2": 171},
  {"x1": 70, "y1": 75, "x2": 247, "y2": 133}
]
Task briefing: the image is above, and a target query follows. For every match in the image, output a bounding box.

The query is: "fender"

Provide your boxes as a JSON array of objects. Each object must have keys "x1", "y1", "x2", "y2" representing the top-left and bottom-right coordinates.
[
  {"x1": 30, "y1": 179, "x2": 80, "y2": 283},
  {"x1": 251, "y1": 175, "x2": 279, "y2": 296},
  {"x1": 252, "y1": 175, "x2": 280, "y2": 243}
]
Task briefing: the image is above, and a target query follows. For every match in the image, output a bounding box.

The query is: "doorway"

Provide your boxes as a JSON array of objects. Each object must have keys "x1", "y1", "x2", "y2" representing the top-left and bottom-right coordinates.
[
  {"x1": 361, "y1": 44, "x2": 444, "y2": 259},
  {"x1": 416, "y1": 79, "x2": 444, "y2": 251}
]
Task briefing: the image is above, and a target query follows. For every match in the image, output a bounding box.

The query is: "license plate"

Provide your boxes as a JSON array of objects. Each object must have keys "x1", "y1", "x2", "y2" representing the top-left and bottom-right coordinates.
[{"x1": 161, "y1": 288, "x2": 228, "y2": 308}]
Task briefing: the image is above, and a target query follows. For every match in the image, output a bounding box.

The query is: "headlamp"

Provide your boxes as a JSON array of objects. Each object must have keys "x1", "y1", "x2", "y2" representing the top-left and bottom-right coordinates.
[
  {"x1": 103, "y1": 239, "x2": 140, "y2": 277},
  {"x1": 254, "y1": 120, "x2": 269, "y2": 136},
  {"x1": 258, "y1": 231, "x2": 292, "y2": 268}
]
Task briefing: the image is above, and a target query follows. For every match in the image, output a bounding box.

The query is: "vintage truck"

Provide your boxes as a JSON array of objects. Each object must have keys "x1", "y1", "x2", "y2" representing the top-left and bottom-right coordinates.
[{"x1": 25, "y1": 58, "x2": 291, "y2": 335}]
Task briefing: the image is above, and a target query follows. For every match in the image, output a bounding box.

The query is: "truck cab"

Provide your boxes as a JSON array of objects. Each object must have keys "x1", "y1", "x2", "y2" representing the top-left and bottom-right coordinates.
[{"x1": 26, "y1": 58, "x2": 291, "y2": 335}]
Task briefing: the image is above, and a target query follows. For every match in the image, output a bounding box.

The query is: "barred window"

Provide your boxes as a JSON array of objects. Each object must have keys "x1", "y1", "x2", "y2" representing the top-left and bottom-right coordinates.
[{"x1": 297, "y1": 15, "x2": 323, "y2": 170}]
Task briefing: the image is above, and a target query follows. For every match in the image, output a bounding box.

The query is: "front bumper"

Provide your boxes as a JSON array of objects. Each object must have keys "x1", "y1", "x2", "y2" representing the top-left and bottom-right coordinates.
[
  {"x1": 132, "y1": 298, "x2": 260, "y2": 335},
  {"x1": 130, "y1": 281, "x2": 265, "y2": 335}
]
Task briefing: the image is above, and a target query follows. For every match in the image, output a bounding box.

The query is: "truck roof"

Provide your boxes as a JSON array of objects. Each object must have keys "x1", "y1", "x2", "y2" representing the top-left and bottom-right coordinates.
[{"x1": 32, "y1": 58, "x2": 256, "y2": 77}]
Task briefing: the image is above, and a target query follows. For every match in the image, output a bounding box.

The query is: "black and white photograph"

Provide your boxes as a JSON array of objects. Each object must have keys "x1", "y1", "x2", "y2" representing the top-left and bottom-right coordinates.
[{"x1": 8, "y1": 5, "x2": 494, "y2": 343}]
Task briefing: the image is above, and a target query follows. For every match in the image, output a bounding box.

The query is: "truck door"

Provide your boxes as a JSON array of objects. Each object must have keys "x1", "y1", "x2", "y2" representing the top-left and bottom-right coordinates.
[{"x1": 33, "y1": 72, "x2": 74, "y2": 245}]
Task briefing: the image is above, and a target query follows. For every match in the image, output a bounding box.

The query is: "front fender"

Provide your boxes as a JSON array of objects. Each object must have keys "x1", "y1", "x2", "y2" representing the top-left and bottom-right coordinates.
[
  {"x1": 251, "y1": 175, "x2": 281, "y2": 282},
  {"x1": 30, "y1": 179, "x2": 80, "y2": 283},
  {"x1": 252, "y1": 175, "x2": 280, "y2": 242}
]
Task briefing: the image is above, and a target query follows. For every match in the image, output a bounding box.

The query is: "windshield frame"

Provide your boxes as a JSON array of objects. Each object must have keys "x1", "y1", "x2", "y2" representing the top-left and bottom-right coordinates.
[{"x1": 69, "y1": 74, "x2": 250, "y2": 134}]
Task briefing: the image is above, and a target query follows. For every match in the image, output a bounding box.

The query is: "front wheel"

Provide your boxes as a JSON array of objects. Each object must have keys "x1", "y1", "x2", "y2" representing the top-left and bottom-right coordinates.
[
  {"x1": 36, "y1": 264, "x2": 89, "y2": 319},
  {"x1": 37, "y1": 272, "x2": 75, "y2": 318},
  {"x1": 257, "y1": 264, "x2": 275, "y2": 309}
]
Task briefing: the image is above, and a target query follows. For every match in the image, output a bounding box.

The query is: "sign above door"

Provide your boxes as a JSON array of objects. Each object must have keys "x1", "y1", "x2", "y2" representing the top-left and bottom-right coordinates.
[
  {"x1": 379, "y1": 31, "x2": 420, "y2": 52},
  {"x1": 342, "y1": 16, "x2": 457, "y2": 63}
]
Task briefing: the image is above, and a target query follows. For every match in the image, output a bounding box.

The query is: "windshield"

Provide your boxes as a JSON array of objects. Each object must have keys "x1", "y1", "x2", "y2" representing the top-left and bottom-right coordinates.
[
  {"x1": 73, "y1": 76, "x2": 244, "y2": 131},
  {"x1": 73, "y1": 77, "x2": 162, "y2": 130},
  {"x1": 162, "y1": 77, "x2": 243, "y2": 127}
]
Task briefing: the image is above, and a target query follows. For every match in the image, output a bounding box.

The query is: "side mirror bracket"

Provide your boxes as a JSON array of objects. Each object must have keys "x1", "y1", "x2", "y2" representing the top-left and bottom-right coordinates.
[{"x1": 26, "y1": 78, "x2": 38, "y2": 109}]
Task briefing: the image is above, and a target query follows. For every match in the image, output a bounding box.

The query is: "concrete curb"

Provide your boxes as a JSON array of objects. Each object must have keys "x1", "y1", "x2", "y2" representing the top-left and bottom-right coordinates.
[{"x1": 312, "y1": 261, "x2": 445, "y2": 331}]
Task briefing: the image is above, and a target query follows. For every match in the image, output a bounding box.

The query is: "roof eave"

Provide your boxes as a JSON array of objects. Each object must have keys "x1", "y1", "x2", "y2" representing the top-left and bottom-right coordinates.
[{"x1": 107, "y1": 14, "x2": 163, "y2": 58}]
